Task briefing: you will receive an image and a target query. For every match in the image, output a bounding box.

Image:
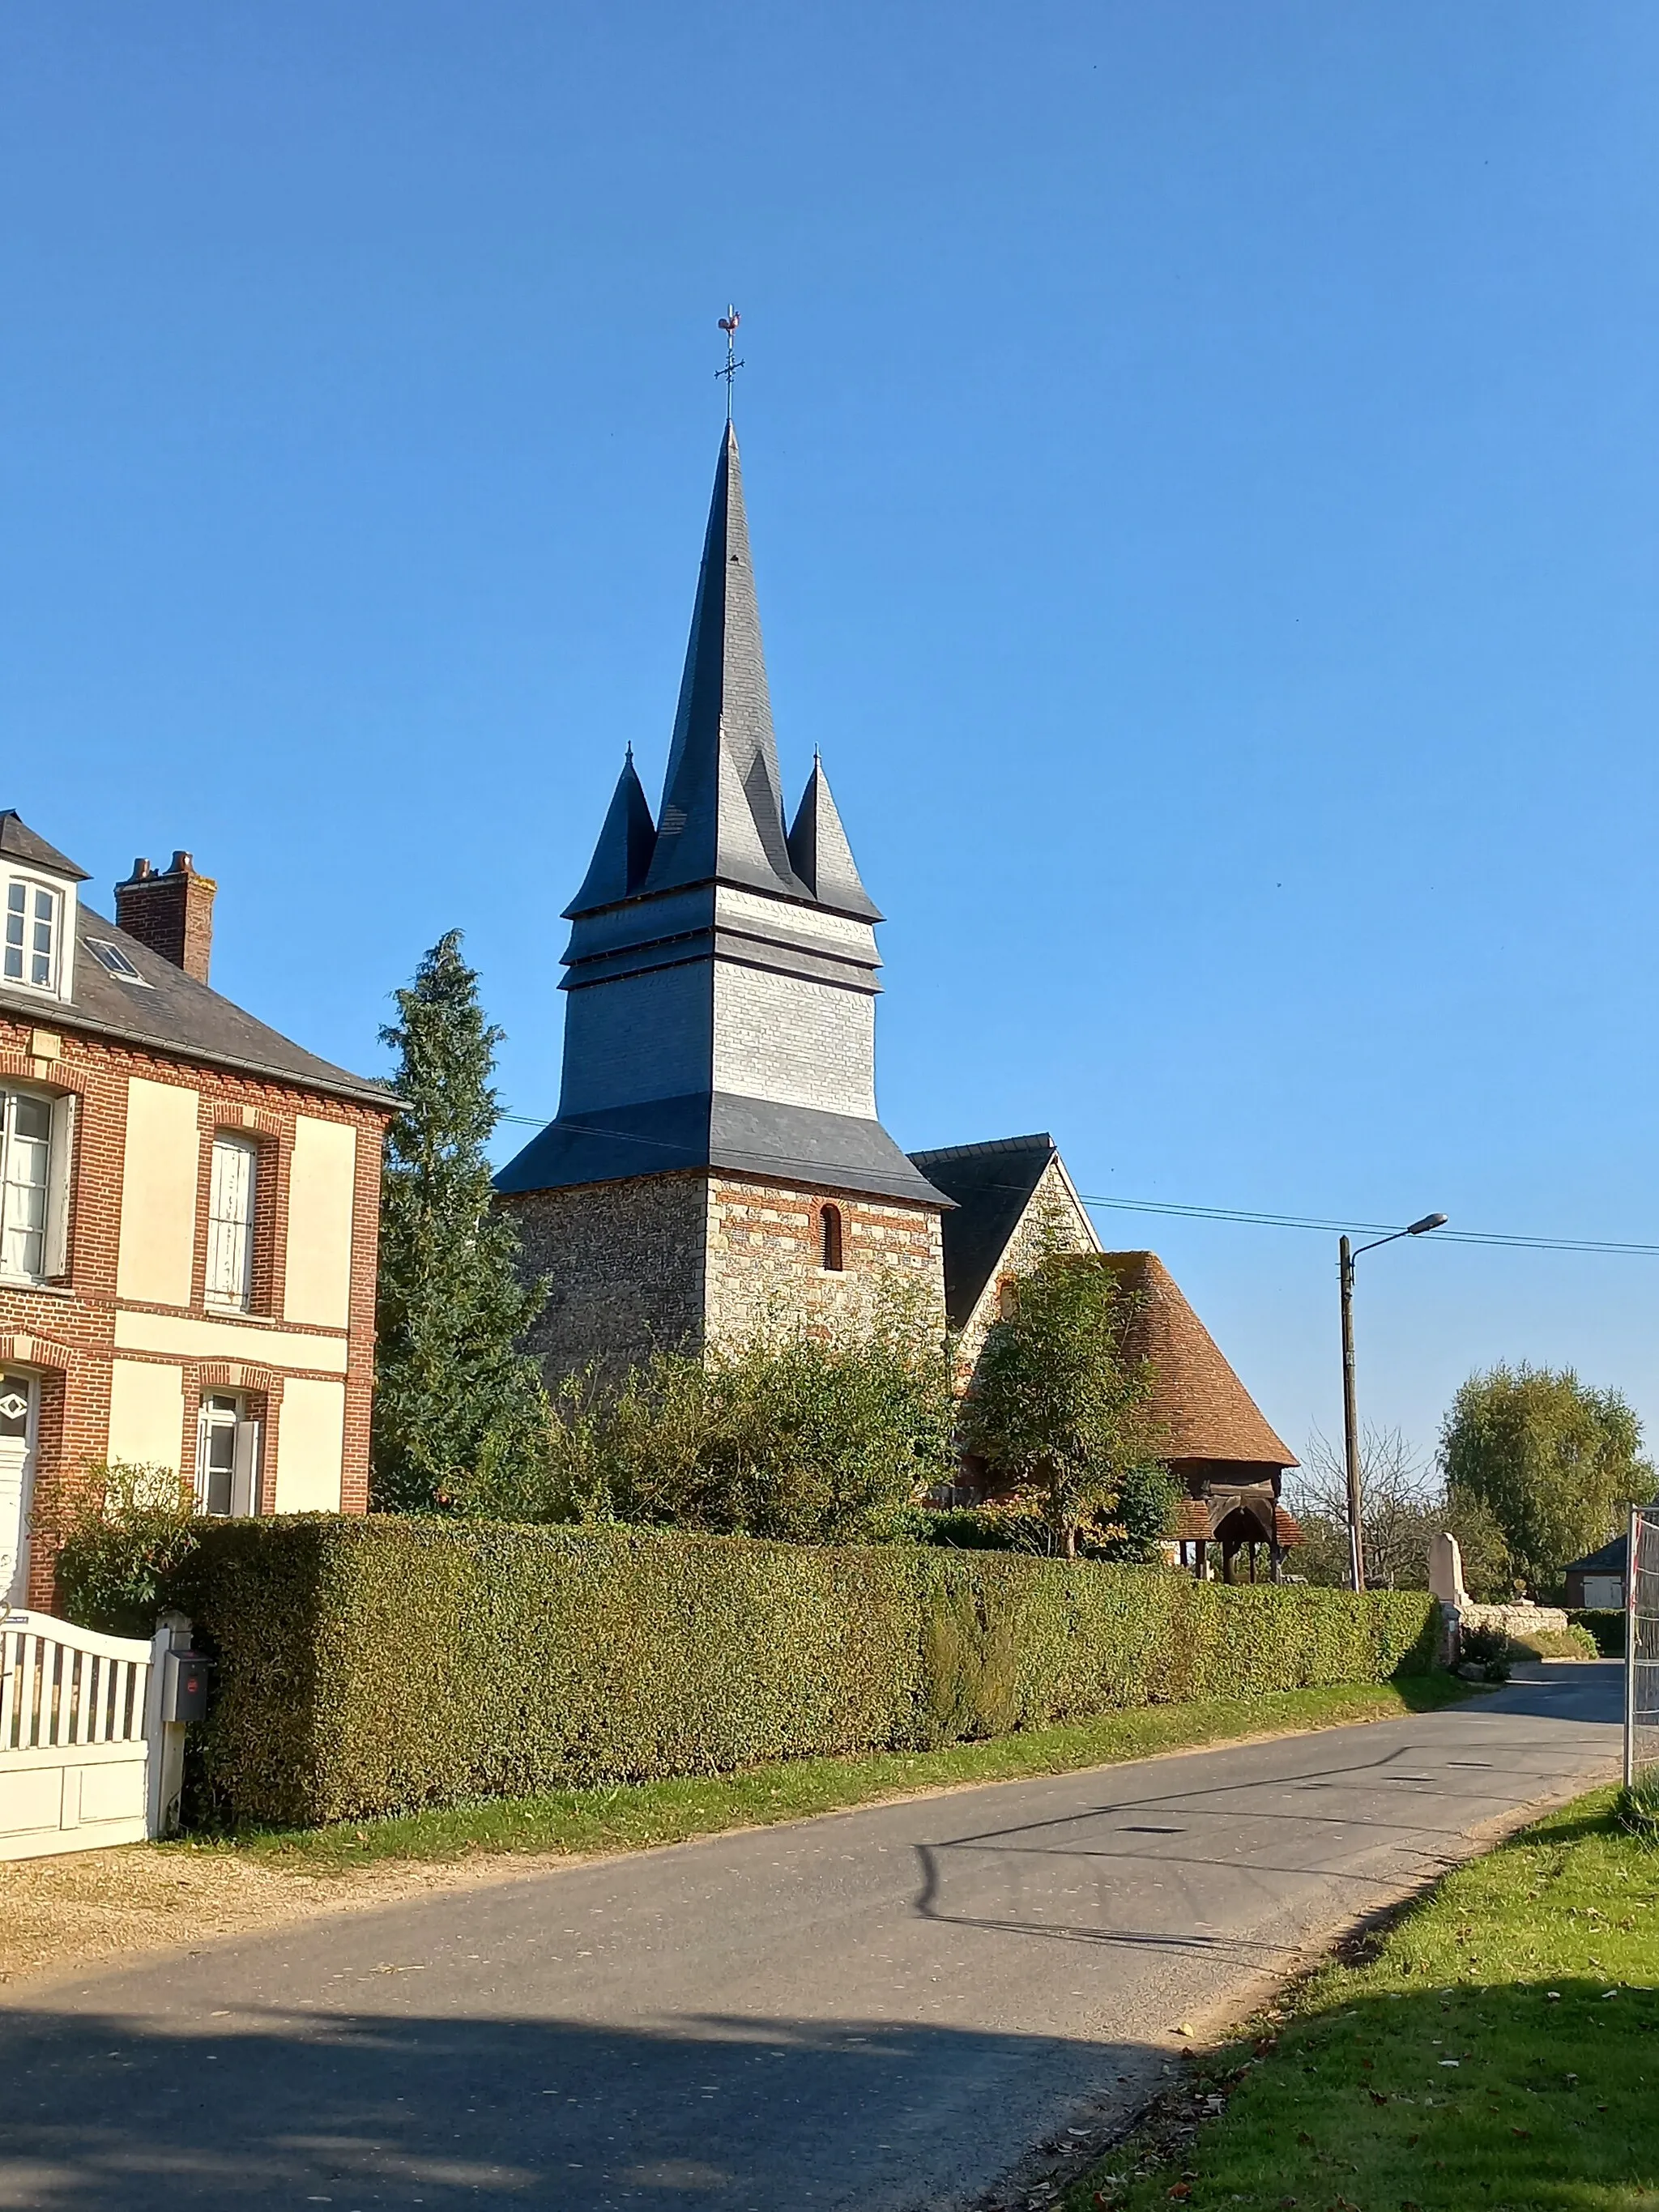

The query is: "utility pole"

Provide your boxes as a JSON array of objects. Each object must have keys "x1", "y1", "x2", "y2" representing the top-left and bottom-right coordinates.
[
  {"x1": 1340, "y1": 1235, "x2": 1364, "y2": 1592},
  {"x1": 1337, "y1": 1213, "x2": 1448, "y2": 1596}
]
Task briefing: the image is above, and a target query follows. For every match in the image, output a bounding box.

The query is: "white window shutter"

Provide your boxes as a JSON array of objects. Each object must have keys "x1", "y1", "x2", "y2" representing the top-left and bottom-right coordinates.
[
  {"x1": 232, "y1": 1419, "x2": 261, "y2": 1517},
  {"x1": 44, "y1": 1092, "x2": 75, "y2": 1279}
]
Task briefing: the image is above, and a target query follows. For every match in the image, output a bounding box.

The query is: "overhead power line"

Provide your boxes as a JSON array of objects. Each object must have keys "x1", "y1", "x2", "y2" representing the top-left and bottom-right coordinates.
[
  {"x1": 1073, "y1": 1193, "x2": 1659, "y2": 1259},
  {"x1": 492, "y1": 1109, "x2": 1659, "y2": 1259}
]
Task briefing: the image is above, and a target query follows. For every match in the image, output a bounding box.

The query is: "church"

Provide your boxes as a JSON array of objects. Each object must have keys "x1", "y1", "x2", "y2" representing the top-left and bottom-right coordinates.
[{"x1": 494, "y1": 420, "x2": 1298, "y2": 1574}]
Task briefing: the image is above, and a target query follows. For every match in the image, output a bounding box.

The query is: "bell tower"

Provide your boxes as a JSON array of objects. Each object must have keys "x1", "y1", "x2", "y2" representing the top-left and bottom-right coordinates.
[{"x1": 496, "y1": 422, "x2": 948, "y2": 1373}]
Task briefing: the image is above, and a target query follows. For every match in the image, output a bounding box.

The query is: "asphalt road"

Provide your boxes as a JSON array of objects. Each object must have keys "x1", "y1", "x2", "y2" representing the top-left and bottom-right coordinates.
[{"x1": 0, "y1": 1665, "x2": 1621, "y2": 2212}]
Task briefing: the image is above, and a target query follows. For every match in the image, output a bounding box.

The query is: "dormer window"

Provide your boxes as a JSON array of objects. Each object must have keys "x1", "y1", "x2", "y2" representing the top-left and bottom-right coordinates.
[
  {"x1": 0, "y1": 812, "x2": 90, "y2": 1008},
  {"x1": 4, "y1": 880, "x2": 61, "y2": 992}
]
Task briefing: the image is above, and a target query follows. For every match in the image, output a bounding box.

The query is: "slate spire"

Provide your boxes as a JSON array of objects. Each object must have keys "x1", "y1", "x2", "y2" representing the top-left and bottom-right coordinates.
[
  {"x1": 564, "y1": 749, "x2": 658, "y2": 918},
  {"x1": 643, "y1": 423, "x2": 811, "y2": 900},
  {"x1": 787, "y1": 756, "x2": 881, "y2": 921}
]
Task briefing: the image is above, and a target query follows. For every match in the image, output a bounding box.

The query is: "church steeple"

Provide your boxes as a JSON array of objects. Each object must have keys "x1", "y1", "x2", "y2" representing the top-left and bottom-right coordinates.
[
  {"x1": 564, "y1": 749, "x2": 657, "y2": 918},
  {"x1": 497, "y1": 410, "x2": 949, "y2": 1222},
  {"x1": 643, "y1": 422, "x2": 810, "y2": 901}
]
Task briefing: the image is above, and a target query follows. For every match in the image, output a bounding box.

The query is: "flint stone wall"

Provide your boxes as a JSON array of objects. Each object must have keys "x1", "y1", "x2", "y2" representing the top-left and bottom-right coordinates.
[{"x1": 501, "y1": 1170, "x2": 947, "y2": 1379}]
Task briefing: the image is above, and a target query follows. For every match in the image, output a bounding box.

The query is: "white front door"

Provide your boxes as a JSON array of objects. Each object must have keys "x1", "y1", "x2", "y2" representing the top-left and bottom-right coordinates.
[{"x1": 0, "y1": 1371, "x2": 37, "y2": 1610}]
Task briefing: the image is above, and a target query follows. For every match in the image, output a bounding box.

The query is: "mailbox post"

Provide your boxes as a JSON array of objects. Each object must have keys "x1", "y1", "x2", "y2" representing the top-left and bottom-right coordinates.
[{"x1": 143, "y1": 1612, "x2": 202, "y2": 1839}]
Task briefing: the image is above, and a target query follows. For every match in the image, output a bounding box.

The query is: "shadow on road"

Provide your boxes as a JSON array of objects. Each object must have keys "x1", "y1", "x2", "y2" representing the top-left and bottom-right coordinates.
[
  {"x1": 908, "y1": 1670, "x2": 1620, "y2": 1954},
  {"x1": 0, "y1": 2004, "x2": 1144, "y2": 2212}
]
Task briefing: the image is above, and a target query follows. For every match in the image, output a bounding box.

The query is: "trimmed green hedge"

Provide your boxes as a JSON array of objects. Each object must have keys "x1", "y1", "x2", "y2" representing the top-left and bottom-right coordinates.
[
  {"x1": 176, "y1": 1516, "x2": 1439, "y2": 1829},
  {"x1": 1571, "y1": 1607, "x2": 1626, "y2": 1657}
]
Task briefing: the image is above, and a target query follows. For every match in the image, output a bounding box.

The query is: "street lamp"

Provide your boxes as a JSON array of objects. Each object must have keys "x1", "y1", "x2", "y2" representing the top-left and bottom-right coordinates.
[{"x1": 1339, "y1": 1213, "x2": 1448, "y2": 1592}]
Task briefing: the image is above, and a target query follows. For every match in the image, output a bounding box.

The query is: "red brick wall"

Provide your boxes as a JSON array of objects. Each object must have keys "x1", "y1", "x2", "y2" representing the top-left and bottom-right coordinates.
[{"x1": 0, "y1": 1012, "x2": 390, "y2": 1606}]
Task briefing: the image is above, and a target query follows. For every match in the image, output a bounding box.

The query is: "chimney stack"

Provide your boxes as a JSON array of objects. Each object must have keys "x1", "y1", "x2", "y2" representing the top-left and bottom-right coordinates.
[{"x1": 114, "y1": 850, "x2": 216, "y2": 984}]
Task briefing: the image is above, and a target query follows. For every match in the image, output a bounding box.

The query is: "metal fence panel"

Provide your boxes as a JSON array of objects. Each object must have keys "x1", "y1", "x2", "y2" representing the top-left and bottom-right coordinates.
[{"x1": 1625, "y1": 1506, "x2": 1659, "y2": 1790}]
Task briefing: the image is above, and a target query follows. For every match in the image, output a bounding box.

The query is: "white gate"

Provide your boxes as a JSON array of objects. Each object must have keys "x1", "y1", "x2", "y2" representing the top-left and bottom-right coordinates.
[{"x1": 0, "y1": 1612, "x2": 190, "y2": 1860}]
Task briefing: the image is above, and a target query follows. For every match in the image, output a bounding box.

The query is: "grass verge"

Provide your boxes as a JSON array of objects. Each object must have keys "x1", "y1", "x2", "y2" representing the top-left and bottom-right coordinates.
[
  {"x1": 1066, "y1": 1785, "x2": 1659, "y2": 2212},
  {"x1": 169, "y1": 1673, "x2": 1473, "y2": 1877}
]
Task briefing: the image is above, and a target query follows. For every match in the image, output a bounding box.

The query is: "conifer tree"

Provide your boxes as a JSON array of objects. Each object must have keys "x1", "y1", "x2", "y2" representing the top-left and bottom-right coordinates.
[{"x1": 371, "y1": 931, "x2": 548, "y2": 1512}]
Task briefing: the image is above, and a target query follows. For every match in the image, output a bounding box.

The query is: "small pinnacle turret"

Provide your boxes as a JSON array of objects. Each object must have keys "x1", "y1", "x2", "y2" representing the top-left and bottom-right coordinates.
[
  {"x1": 787, "y1": 757, "x2": 881, "y2": 921},
  {"x1": 564, "y1": 752, "x2": 657, "y2": 918}
]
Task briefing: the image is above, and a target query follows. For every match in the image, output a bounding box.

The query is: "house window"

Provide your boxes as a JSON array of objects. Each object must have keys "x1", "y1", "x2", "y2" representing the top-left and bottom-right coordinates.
[
  {"x1": 3, "y1": 880, "x2": 61, "y2": 992},
  {"x1": 821, "y1": 1202, "x2": 844, "y2": 1272},
  {"x1": 0, "y1": 1085, "x2": 73, "y2": 1284},
  {"x1": 207, "y1": 1133, "x2": 258, "y2": 1310},
  {"x1": 196, "y1": 1392, "x2": 259, "y2": 1517},
  {"x1": 207, "y1": 1132, "x2": 262, "y2": 1300}
]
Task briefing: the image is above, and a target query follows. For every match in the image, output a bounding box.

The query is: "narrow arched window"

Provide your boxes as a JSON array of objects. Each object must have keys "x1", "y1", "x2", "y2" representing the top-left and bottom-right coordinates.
[{"x1": 820, "y1": 1203, "x2": 844, "y2": 1272}]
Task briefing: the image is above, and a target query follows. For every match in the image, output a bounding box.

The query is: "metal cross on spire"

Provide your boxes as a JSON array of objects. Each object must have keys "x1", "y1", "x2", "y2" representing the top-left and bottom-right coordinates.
[{"x1": 716, "y1": 306, "x2": 744, "y2": 420}]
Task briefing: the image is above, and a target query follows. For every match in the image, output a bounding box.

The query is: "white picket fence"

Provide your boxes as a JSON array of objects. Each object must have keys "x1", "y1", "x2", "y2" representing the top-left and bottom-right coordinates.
[{"x1": 0, "y1": 1612, "x2": 189, "y2": 1860}]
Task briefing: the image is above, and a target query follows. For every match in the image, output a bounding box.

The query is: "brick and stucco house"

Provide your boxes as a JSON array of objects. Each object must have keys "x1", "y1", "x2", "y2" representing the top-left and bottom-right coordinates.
[{"x1": 0, "y1": 812, "x2": 395, "y2": 1609}]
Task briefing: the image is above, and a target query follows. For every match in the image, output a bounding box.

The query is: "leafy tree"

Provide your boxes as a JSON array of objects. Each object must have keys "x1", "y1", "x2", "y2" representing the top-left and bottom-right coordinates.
[
  {"x1": 917, "y1": 1463, "x2": 1178, "y2": 1562},
  {"x1": 1288, "y1": 1426, "x2": 1512, "y2": 1597},
  {"x1": 1092, "y1": 1458, "x2": 1182, "y2": 1564},
  {"x1": 1439, "y1": 1362, "x2": 1655, "y2": 1600},
  {"x1": 371, "y1": 931, "x2": 549, "y2": 1513},
  {"x1": 42, "y1": 1461, "x2": 199, "y2": 1638},
  {"x1": 957, "y1": 1253, "x2": 1162, "y2": 1558},
  {"x1": 459, "y1": 1281, "x2": 957, "y2": 1544}
]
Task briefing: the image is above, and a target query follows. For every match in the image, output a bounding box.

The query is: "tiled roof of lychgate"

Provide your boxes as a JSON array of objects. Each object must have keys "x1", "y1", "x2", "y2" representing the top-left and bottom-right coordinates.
[
  {"x1": 906, "y1": 1133, "x2": 1060, "y2": 1329},
  {"x1": 1174, "y1": 1497, "x2": 1303, "y2": 1546},
  {"x1": 0, "y1": 895, "x2": 396, "y2": 1110},
  {"x1": 1101, "y1": 1251, "x2": 1296, "y2": 1470}
]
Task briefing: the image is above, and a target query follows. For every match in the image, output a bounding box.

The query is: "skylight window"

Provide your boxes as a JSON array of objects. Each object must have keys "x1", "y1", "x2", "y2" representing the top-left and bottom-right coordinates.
[{"x1": 86, "y1": 938, "x2": 150, "y2": 985}]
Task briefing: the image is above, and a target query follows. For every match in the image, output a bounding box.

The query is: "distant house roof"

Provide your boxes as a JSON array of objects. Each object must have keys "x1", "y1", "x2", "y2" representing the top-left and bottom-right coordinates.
[
  {"x1": 906, "y1": 1132, "x2": 1062, "y2": 1328},
  {"x1": 1101, "y1": 1250, "x2": 1297, "y2": 1471},
  {"x1": 0, "y1": 896, "x2": 396, "y2": 1111},
  {"x1": 1564, "y1": 1532, "x2": 1628, "y2": 1576}
]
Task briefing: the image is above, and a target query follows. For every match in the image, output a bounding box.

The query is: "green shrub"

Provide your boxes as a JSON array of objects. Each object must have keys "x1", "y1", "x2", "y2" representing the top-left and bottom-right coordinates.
[
  {"x1": 1571, "y1": 1607, "x2": 1626, "y2": 1657},
  {"x1": 1508, "y1": 1623, "x2": 1600, "y2": 1660},
  {"x1": 916, "y1": 1472, "x2": 1179, "y2": 1563},
  {"x1": 1459, "y1": 1621, "x2": 1512, "y2": 1681},
  {"x1": 459, "y1": 1289, "x2": 956, "y2": 1545},
  {"x1": 173, "y1": 1517, "x2": 1440, "y2": 1829},
  {"x1": 44, "y1": 1461, "x2": 201, "y2": 1637}
]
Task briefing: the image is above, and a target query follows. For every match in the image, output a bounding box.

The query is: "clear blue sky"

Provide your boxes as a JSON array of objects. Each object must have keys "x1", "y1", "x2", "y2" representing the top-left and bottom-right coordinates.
[{"x1": 5, "y1": 3, "x2": 1656, "y2": 1480}]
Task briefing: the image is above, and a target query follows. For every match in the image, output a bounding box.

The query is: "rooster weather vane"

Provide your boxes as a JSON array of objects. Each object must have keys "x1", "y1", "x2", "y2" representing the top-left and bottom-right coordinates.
[{"x1": 716, "y1": 307, "x2": 744, "y2": 420}]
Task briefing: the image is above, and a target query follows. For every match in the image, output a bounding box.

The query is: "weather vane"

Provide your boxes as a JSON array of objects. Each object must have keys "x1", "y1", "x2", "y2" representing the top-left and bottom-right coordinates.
[{"x1": 716, "y1": 306, "x2": 744, "y2": 420}]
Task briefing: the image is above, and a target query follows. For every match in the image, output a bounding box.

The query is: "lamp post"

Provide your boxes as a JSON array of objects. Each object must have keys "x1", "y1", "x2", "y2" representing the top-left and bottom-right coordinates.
[{"x1": 1339, "y1": 1213, "x2": 1448, "y2": 1591}]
